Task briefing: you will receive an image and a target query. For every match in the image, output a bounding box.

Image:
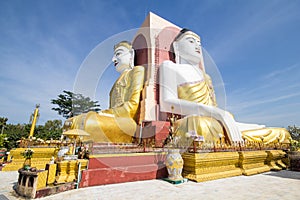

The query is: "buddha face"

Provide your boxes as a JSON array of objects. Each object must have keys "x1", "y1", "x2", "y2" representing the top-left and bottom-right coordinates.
[
  {"x1": 175, "y1": 32, "x2": 202, "y2": 65},
  {"x1": 112, "y1": 46, "x2": 133, "y2": 73}
]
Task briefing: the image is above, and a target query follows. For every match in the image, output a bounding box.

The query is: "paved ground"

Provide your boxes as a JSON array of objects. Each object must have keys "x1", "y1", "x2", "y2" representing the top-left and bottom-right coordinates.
[{"x1": 0, "y1": 170, "x2": 299, "y2": 200}]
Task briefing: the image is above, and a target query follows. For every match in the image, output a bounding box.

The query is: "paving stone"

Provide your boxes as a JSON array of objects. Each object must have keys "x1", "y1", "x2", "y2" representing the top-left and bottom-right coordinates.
[{"x1": 0, "y1": 170, "x2": 299, "y2": 200}]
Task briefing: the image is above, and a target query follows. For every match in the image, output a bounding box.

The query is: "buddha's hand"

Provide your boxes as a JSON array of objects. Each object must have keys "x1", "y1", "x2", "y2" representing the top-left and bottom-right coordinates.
[
  {"x1": 63, "y1": 113, "x2": 88, "y2": 130},
  {"x1": 63, "y1": 118, "x2": 73, "y2": 130}
]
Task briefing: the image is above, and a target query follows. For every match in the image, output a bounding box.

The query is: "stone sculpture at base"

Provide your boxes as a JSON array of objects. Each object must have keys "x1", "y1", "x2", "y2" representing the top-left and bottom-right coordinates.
[
  {"x1": 159, "y1": 28, "x2": 290, "y2": 146},
  {"x1": 64, "y1": 41, "x2": 144, "y2": 143}
]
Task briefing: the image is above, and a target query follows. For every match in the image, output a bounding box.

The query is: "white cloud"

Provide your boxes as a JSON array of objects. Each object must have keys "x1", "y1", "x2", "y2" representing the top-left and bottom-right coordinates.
[{"x1": 262, "y1": 63, "x2": 299, "y2": 80}]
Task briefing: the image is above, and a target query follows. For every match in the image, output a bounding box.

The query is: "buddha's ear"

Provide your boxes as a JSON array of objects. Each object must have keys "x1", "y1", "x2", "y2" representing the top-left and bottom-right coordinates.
[
  {"x1": 129, "y1": 49, "x2": 135, "y2": 68},
  {"x1": 172, "y1": 41, "x2": 180, "y2": 64}
]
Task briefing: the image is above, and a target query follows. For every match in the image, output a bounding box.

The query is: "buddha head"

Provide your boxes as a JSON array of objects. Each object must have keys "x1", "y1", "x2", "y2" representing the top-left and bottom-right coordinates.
[
  {"x1": 172, "y1": 28, "x2": 202, "y2": 65},
  {"x1": 112, "y1": 41, "x2": 135, "y2": 73}
]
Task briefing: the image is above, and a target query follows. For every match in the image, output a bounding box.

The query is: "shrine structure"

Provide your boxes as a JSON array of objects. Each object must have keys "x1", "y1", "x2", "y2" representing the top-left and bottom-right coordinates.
[
  {"x1": 2, "y1": 13, "x2": 293, "y2": 199},
  {"x1": 77, "y1": 12, "x2": 290, "y2": 186}
]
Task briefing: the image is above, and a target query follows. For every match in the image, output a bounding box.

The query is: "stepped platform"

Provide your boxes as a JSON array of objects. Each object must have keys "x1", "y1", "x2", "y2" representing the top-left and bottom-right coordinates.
[
  {"x1": 80, "y1": 143, "x2": 288, "y2": 187},
  {"x1": 79, "y1": 143, "x2": 168, "y2": 188},
  {"x1": 266, "y1": 150, "x2": 287, "y2": 170}
]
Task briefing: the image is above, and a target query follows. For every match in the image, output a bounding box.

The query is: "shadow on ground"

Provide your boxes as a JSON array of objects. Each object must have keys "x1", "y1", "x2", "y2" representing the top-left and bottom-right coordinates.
[{"x1": 264, "y1": 170, "x2": 300, "y2": 180}]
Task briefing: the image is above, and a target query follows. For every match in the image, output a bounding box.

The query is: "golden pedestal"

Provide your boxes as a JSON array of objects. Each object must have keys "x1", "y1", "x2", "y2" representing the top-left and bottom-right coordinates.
[
  {"x1": 77, "y1": 159, "x2": 88, "y2": 170},
  {"x1": 182, "y1": 152, "x2": 242, "y2": 182},
  {"x1": 45, "y1": 163, "x2": 57, "y2": 185},
  {"x1": 37, "y1": 170, "x2": 48, "y2": 190},
  {"x1": 239, "y1": 151, "x2": 270, "y2": 175},
  {"x1": 76, "y1": 159, "x2": 88, "y2": 177},
  {"x1": 56, "y1": 160, "x2": 80, "y2": 183},
  {"x1": 55, "y1": 161, "x2": 68, "y2": 184},
  {"x1": 266, "y1": 150, "x2": 286, "y2": 170},
  {"x1": 66, "y1": 160, "x2": 77, "y2": 182}
]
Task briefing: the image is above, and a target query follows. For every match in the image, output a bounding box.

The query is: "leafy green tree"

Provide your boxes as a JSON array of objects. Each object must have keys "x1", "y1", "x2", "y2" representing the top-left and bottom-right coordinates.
[
  {"x1": 2, "y1": 119, "x2": 63, "y2": 150},
  {"x1": 4, "y1": 123, "x2": 30, "y2": 150},
  {"x1": 35, "y1": 120, "x2": 62, "y2": 140},
  {"x1": 0, "y1": 117, "x2": 8, "y2": 134},
  {"x1": 51, "y1": 90, "x2": 101, "y2": 119},
  {"x1": 287, "y1": 125, "x2": 300, "y2": 141},
  {"x1": 0, "y1": 133, "x2": 7, "y2": 148}
]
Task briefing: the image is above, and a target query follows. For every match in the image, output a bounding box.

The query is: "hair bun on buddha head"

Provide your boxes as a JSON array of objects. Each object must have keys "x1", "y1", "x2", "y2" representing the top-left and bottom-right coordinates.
[
  {"x1": 114, "y1": 41, "x2": 133, "y2": 51},
  {"x1": 174, "y1": 28, "x2": 200, "y2": 42}
]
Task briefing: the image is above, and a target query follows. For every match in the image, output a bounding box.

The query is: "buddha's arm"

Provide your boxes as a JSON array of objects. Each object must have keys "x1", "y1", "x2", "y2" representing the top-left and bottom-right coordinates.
[{"x1": 103, "y1": 66, "x2": 144, "y2": 118}]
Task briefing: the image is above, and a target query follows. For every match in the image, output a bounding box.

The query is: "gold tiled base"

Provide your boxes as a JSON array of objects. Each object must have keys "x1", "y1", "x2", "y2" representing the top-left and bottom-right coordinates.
[
  {"x1": 184, "y1": 169, "x2": 242, "y2": 182},
  {"x1": 239, "y1": 151, "x2": 270, "y2": 176},
  {"x1": 182, "y1": 152, "x2": 242, "y2": 182}
]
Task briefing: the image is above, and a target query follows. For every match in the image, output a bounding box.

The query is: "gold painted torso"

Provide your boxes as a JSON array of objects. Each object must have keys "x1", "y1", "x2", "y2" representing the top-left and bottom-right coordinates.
[
  {"x1": 177, "y1": 74, "x2": 217, "y2": 106},
  {"x1": 110, "y1": 70, "x2": 130, "y2": 108},
  {"x1": 105, "y1": 66, "x2": 144, "y2": 121}
]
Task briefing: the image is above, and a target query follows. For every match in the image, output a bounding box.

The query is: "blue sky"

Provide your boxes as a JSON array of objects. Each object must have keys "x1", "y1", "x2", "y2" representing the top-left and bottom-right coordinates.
[{"x1": 0, "y1": 0, "x2": 300, "y2": 128}]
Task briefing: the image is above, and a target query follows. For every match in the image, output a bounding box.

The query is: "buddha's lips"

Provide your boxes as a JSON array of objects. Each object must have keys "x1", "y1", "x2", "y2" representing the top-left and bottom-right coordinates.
[{"x1": 114, "y1": 62, "x2": 118, "y2": 66}]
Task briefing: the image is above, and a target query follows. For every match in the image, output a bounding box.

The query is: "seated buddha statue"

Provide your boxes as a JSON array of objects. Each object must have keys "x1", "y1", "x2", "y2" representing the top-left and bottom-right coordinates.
[
  {"x1": 64, "y1": 41, "x2": 145, "y2": 143},
  {"x1": 159, "y1": 29, "x2": 290, "y2": 146}
]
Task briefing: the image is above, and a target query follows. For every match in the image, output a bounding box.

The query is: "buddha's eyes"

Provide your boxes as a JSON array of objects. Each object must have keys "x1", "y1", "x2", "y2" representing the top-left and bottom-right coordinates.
[{"x1": 186, "y1": 37, "x2": 199, "y2": 44}]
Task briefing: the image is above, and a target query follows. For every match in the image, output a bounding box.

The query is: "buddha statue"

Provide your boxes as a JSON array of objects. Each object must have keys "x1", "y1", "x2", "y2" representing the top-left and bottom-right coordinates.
[
  {"x1": 64, "y1": 41, "x2": 145, "y2": 143},
  {"x1": 159, "y1": 29, "x2": 290, "y2": 146}
]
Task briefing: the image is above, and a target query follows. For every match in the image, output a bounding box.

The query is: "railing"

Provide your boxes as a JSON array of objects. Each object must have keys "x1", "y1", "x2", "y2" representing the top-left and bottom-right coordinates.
[
  {"x1": 88, "y1": 141, "x2": 290, "y2": 155},
  {"x1": 187, "y1": 141, "x2": 290, "y2": 153}
]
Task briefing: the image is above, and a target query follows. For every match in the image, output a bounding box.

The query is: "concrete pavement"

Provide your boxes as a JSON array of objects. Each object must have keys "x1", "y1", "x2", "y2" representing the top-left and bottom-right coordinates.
[{"x1": 0, "y1": 170, "x2": 299, "y2": 200}]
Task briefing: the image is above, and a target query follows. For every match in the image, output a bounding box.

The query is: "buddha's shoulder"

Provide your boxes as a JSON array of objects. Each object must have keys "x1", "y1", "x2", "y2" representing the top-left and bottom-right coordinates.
[
  {"x1": 161, "y1": 60, "x2": 179, "y2": 69},
  {"x1": 161, "y1": 60, "x2": 189, "y2": 70},
  {"x1": 161, "y1": 60, "x2": 175, "y2": 66},
  {"x1": 132, "y1": 65, "x2": 145, "y2": 73}
]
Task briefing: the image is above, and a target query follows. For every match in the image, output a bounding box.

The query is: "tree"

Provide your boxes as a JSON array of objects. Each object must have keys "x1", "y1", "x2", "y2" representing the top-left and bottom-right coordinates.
[
  {"x1": 0, "y1": 133, "x2": 7, "y2": 148},
  {"x1": 0, "y1": 117, "x2": 8, "y2": 134},
  {"x1": 4, "y1": 123, "x2": 30, "y2": 150},
  {"x1": 0, "y1": 117, "x2": 8, "y2": 148},
  {"x1": 51, "y1": 90, "x2": 101, "y2": 119},
  {"x1": 2, "y1": 120, "x2": 63, "y2": 150},
  {"x1": 35, "y1": 120, "x2": 63, "y2": 140},
  {"x1": 287, "y1": 125, "x2": 300, "y2": 141}
]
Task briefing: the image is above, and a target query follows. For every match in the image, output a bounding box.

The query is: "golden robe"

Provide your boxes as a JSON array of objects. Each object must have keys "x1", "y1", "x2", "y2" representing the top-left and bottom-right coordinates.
[
  {"x1": 242, "y1": 128, "x2": 290, "y2": 144},
  {"x1": 173, "y1": 74, "x2": 290, "y2": 145},
  {"x1": 173, "y1": 75, "x2": 226, "y2": 146},
  {"x1": 69, "y1": 66, "x2": 145, "y2": 143}
]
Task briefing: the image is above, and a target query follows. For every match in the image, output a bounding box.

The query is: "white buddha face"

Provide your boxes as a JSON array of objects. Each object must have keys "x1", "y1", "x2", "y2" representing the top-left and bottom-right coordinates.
[
  {"x1": 175, "y1": 33, "x2": 202, "y2": 65},
  {"x1": 112, "y1": 46, "x2": 133, "y2": 73}
]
